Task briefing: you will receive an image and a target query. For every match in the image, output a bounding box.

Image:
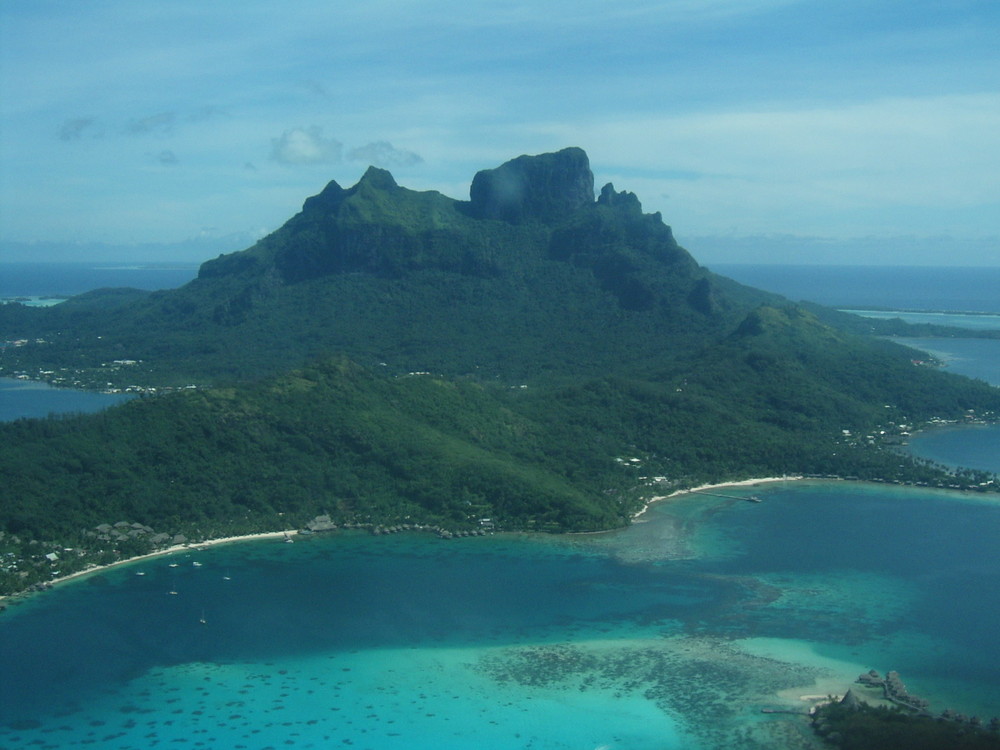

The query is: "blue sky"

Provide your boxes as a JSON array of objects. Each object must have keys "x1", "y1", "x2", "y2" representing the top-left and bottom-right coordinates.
[{"x1": 1, "y1": 0, "x2": 998, "y2": 264}]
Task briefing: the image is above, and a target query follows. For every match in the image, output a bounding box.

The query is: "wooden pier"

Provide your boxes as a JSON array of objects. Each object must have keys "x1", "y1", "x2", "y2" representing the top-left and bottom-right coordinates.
[{"x1": 692, "y1": 491, "x2": 761, "y2": 502}]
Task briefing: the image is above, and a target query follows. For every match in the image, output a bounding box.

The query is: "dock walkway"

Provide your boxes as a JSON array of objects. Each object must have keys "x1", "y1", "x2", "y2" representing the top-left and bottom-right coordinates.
[{"x1": 692, "y1": 491, "x2": 761, "y2": 502}]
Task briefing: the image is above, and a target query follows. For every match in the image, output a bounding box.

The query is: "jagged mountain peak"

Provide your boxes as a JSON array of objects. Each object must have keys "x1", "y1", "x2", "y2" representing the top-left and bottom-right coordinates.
[
  {"x1": 10, "y1": 147, "x2": 789, "y2": 385},
  {"x1": 468, "y1": 147, "x2": 595, "y2": 223},
  {"x1": 356, "y1": 165, "x2": 399, "y2": 191},
  {"x1": 300, "y1": 166, "x2": 400, "y2": 216},
  {"x1": 193, "y1": 147, "x2": 734, "y2": 324},
  {"x1": 597, "y1": 183, "x2": 643, "y2": 214}
]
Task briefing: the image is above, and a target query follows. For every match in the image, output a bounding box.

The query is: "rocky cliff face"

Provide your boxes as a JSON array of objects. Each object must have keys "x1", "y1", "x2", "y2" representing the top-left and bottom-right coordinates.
[
  {"x1": 468, "y1": 147, "x2": 595, "y2": 222},
  {"x1": 203, "y1": 147, "x2": 605, "y2": 286},
  {"x1": 192, "y1": 147, "x2": 730, "y2": 321},
  {"x1": 20, "y1": 147, "x2": 782, "y2": 384}
]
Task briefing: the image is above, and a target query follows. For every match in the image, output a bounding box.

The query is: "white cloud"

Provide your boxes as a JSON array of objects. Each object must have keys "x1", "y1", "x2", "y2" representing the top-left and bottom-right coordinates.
[
  {"x1": 270, "y1": 126, "x2": 343, "y2": 166},
  {"x1": 549, "y1": 93, "x2": 1000, "y2": 236},
  {"x1": 347, "y1": 141, "x2": 423, "y2": 168},
  {"x1": 3, "y1": 0, "x2": 999, "y2": 259}
]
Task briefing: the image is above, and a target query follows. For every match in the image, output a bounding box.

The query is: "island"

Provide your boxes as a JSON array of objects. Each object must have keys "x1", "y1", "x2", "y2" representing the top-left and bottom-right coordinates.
[{"x1": 2, "y1": 147, "x2": 998, "y2": 599}]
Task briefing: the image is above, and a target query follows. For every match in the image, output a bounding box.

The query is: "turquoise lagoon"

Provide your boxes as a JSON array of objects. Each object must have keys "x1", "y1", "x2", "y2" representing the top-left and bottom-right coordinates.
[
  {"x1": 852, "y1": 310, "x2": 1000, "y2": 331},
  {"x1": 3, "y1": 482, "x2": 1000, "y2": 749},
  {"x1": 893, "y1": 331, "x2": 1000, "y2": 475}
]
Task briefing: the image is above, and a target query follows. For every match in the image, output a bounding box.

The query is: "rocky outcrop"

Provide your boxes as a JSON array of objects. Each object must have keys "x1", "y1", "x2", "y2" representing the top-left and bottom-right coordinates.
[
  {"x1": 469, "y1": 147, "x2": 594, "y2": 222},
  {"x1": 596, "y1": 182, "x2": 643, "y2": 214}
]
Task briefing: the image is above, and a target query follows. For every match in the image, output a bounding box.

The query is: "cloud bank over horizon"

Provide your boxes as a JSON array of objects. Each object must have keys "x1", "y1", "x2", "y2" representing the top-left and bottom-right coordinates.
[{"x1": 1, "y1": 0, "x2": 998, "y2": 264}]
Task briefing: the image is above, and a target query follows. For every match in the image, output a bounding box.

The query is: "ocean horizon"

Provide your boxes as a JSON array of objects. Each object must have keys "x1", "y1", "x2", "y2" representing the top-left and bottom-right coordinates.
[
  {"x1": 711, "y1": 263, "x2": 1000, "y2": 313},
  {"x1": 3, "y1": 261, "x2": 1000, "y2": 312},
  {"x1": 0, "y1": 262, "x2": 200, "y2": 303}
]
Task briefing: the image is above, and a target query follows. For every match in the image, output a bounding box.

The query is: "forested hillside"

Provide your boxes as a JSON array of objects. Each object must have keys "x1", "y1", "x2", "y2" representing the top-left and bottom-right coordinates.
[
  {"x1": 0, "y1": 149, "x2": 776, "y2": 388},
  {"x1": 3, "y1": 308, "x2": 998, "y2": 594},
  {"x1": 2, "y1": 148, "x2": 998, "y2": 596}
]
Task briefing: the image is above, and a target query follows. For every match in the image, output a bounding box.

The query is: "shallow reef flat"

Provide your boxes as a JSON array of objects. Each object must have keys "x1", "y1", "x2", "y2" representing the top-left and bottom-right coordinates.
[{"x1": 3, "y1": 481, "x2": 1000, "y2": 749}]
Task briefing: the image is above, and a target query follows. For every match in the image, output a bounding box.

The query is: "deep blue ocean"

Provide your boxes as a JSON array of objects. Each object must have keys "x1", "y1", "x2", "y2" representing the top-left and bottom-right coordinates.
[
  {"x1": 712, "y1": 264, "x2": 1000, "y2": 313},
  {"x1": 1, "y1": 263, "x2": 999, "y2": 749},
  {"x1": 0, "y1": 262, "x2": 199, "y2": 301}
]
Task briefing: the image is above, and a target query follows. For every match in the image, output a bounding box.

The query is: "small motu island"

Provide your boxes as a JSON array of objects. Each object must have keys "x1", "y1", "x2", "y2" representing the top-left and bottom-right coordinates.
[{"x1": 810, "y1": 670, "x2": 1000, "y2": 749}]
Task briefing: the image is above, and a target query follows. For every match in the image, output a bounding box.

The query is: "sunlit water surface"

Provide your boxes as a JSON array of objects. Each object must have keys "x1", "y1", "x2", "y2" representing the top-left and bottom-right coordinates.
[{"x1": 3, "y1": 482, "x2": 999, "y2": 750}]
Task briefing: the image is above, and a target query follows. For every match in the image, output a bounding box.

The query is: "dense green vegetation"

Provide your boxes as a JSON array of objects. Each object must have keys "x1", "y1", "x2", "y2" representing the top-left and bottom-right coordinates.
[
  {"x1": 3, "y1": 315, "x2": 997, "y2": 594},
  {"x1": 0, "y1": 358, "x2": 631, "y2": 538},
  {"x1": 2, "y1": 147, "x2": 999, "y2": 597},
  {"x1": 0, "y1": 153, "x2": 776, "y2": 389},
  {"x1": 812, "y1": 699, "x2": 1000, "y2": 749}
]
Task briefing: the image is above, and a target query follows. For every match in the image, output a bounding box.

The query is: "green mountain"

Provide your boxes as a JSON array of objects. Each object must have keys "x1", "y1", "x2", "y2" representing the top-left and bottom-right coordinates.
[
  {"x1": 1, "y1": 147, "x2": 775, "y2": 387},
  {"x1": 2, "y1": 148, "x2": 999, "y2": 595}
]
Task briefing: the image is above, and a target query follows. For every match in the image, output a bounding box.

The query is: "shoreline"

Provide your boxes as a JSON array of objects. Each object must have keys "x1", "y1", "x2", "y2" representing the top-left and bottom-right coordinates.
[
  {"x1": 7, "y1": 473, "x2": 990, "y2": 603},
  {"x1": 0, "y1": 481, "x2": 800, "y2": 600},
  {"x1": 1, "y1": 530, "x2": 296, "y2": 603},
  {"x1": 5, "y1": 479, "x2": 792, "y2": 601},
  {"x1": 631, "y1": 476, "x2": 803, "y2": 520}
]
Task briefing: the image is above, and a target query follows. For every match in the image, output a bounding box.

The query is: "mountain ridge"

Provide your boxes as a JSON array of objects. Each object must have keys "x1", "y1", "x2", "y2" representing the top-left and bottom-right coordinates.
[
  {"x1": 1, "y1": 147, "x2": 999, "y2": 594},
  {"x1": 1, "y1": 147, "x2": 777, "y2": 386}
]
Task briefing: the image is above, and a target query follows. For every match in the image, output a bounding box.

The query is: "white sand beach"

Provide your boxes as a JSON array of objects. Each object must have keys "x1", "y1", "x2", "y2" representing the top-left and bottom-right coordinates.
[
  {"x1": 631, "y1": 476, "x2": 803, "y2": 520},
  {"x1": 5, "y1": 530, "x2": 297, "y2": 598},
  {"x1": 8, "y1": 479, "x2": 807, "y2": 601}
]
